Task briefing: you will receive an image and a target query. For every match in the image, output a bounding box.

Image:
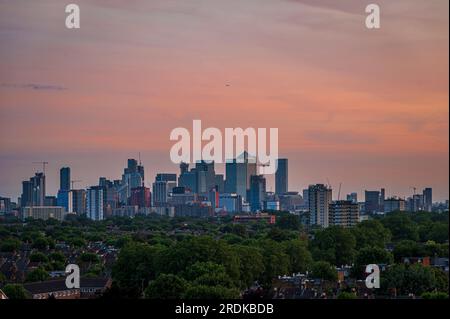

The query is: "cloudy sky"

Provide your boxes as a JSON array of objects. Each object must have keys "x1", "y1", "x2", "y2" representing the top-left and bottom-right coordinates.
[{"x1": 0, "y1": 0, "x2": 448, "y2": 201}]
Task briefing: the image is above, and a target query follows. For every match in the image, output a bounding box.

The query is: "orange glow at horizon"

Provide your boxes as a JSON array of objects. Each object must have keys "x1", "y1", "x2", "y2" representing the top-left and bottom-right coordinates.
[{"x1": 0, "y1": 0, "x2": 448, "y2": 201}]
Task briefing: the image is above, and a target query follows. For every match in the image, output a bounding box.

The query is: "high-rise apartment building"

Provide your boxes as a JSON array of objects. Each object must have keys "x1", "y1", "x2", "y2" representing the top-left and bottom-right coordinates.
[
  {"x1": 72, "y1": 189, "x2": 86, "y2": 215},
  {"x1": 86, "y1": 186, "x2": 104, "y2": 221},
  {"x1": 308, "y1": 184, "x2": 332, "y2": 227},
  {"x1": 329, "y1": 200, "x2": 359, "y2": 228}
]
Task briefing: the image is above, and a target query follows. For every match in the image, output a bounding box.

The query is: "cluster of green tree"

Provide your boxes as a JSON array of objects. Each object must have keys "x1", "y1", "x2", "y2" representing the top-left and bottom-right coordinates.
[
  {"x1": 0, "y1": 210, "x2": 448, "y2": 299},
  {"x1": 109, "y1": 236, "x2": 319, "y2": 298}
]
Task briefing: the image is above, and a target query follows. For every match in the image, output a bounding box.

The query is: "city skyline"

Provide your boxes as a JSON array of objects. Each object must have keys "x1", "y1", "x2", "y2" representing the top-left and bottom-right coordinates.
[
  {"x1": 4, "y1": 156, "x2": 445, "y2": 205},
  {"x1": 0, "y1": 0, "x2": 448, "y2": 201},
  {"x1": 0, "y1": 1, "x2": 448, "y2": 304}
]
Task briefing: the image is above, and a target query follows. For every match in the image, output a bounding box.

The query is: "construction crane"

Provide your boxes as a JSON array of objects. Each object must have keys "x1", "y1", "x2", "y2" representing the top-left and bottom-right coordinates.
[
  {"x1": 32, "y1": 161, "x2": 48, "y2": 175},
  {"x1": 71, "y1": 180, "x2": 82, "y2": 189},
  {"x1": 410, "y1": 186, "x2": 417, "y2": 195}
]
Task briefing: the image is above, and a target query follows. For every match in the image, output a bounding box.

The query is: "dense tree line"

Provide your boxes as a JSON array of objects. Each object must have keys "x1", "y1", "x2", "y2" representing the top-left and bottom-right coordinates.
[{"x1": 0, "y1": 210, "x2": 448, "y2": 298}]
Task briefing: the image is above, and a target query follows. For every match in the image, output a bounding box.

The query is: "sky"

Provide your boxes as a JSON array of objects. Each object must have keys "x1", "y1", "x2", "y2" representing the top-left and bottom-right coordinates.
[{"x1": 0, "y1": 0, "x2": 448, "y2": 202}]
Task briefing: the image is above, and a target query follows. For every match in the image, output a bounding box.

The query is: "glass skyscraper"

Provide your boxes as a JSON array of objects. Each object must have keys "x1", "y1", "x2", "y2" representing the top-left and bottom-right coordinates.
[
  {"x1": 275, "y1": 158, "x2": 288, "y2": 195},
  {"x1": 60, "y1": 167, "x2": 71, "y2": 191},
  {"x1": 225, "y1": 152, "x2": 256, "y2": 201}
]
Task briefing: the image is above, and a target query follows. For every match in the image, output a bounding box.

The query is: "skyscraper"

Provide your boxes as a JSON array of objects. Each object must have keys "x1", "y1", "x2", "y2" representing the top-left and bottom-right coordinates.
[
  {"x1": 225, "y1": 152, "x2": 256, "y2": 201},
  {"x1": 86, "y1": 186, "x2": 104, "y2": 221},
  {"x1": 57, "y1": 189, "x2": 73, "y2": 213},
  {"x1": 178, "y1": 170, "x2": 197, "y2": 193},
  {"x1": 121, "y1": 159, "x2": 145, "y2": 200},
  {"x1": 21, "y1": 180, "x2": 32, "y2": 207},
  {"x1": 153, "y1": 173, "x2": 177, "y2": 203},
  {"x1": 408, "y1": 194, "x2": 425, "y2": 212},
  {"x1": 60, "y1": 167, "x2": 71, "y2": 191},
  {"x1": 308, "y1": 184, "x2": 332, "y2": 227},
  {"x1": 31, "y1": 172, "x2": 46, "y2": 206},
  {"x1": 248, "y1": 175, "x2": 266, "y2": 212},
  {"x1": 178, "y1": 161, "x2": 217, "y2": 195},
  {"x1": 21, "y1": 173, "x2": 46, "y2": 207},
  {"x1": 152, "y1": 181, "x2": 169, "y2": 206},
  {"x1": 72, "y1": 189, "x2": 86, "y2": 215},
  {"x1": 195, "y1": 161, "x2": 216, "y2": 194},
  {"x1": 275, "y1": 158, "x2": 288, "y2": 195},
  {"x1": 423, "y1": 188, "x2": 432, "y2": 212},
  {"x1": 365, "y1": 190, "x2": 381, "y2": 214},
  {"x1": 98, "y1": 177, "x2": 119, "y2": 218}
]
